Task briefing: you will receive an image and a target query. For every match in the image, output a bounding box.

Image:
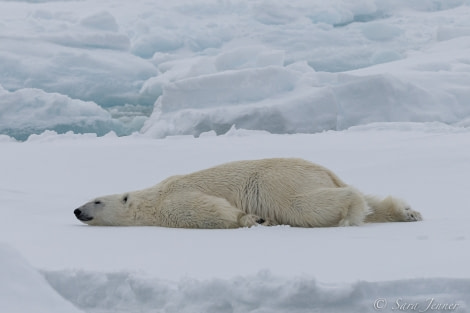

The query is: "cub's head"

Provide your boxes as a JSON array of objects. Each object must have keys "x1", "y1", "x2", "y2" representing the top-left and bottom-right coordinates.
[{"x1": 74, "y1": 192, "x2": 138, "y2": 226}]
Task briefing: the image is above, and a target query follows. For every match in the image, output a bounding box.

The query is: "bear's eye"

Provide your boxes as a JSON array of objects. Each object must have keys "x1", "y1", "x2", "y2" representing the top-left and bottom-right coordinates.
[
  {"x1": 94, "y1": 200, "x2": 102, "y2": 205},
  {"x1": 123, "y1": 195, "x2": 128, "y2": 204}
]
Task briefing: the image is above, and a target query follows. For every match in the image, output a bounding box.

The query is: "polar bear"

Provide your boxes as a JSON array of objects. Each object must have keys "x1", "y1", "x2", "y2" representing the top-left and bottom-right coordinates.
[{"x1": 74, "y1": 158, "x2": 422, "y2": 228}]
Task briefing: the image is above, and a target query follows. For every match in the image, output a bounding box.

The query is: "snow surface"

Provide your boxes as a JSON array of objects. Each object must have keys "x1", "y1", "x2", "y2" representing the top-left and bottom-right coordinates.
[
  {"x1": 1, "y1": 125, "x2": 470, "y2": 312},
  {"x1": 1, "y1": 0, "x2": 470, "y2": 139}
]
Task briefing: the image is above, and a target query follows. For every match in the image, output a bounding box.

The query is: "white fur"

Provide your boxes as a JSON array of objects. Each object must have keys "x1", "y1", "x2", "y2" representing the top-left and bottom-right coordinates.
[{"x1": 74, "y1": 158, "x2": 422, "y2": 228}]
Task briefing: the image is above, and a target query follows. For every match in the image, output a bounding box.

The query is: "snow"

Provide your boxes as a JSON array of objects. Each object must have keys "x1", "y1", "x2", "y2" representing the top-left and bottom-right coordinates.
[
  {"x1": 0, "y1": 243, "x2": 84, "y2": 313},
  {"x1": 1, "y1": 0, "x2": 470, "y2": 311},
  {"x1": 1, "y1": 0, "x2": 470, "y2": 139},
  {"x1": 42, "y1": 271, "x2": 469, "y2": 313},
  {"x1": 1, "y1": 126, "x2": 470, "y2": 312}
]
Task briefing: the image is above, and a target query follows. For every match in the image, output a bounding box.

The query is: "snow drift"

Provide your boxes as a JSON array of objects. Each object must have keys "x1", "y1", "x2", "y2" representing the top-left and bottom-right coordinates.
[
  {"x1": 1, "y1": 243, "x2": 468, "y2": 313},
  {"x1": 44, "y1": 270, "x2": 469, "y2": 313},
  {"x1": 0, "y1": 243, "x2": 83, "y2": 313}
]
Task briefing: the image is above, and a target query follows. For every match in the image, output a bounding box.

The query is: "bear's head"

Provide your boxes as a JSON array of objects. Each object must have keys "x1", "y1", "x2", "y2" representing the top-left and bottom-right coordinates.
[{"x1": 74, "y1": 191, "x2": 150, "y2": 226}]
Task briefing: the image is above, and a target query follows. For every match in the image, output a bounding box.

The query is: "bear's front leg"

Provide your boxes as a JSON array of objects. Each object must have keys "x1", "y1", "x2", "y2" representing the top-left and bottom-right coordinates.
[{"x1": 159, "y1": 192, "x2": 264, "y2": 229}]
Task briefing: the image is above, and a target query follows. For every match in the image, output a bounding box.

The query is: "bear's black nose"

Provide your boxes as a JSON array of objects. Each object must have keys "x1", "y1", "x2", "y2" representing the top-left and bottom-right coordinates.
[{"x1": 74, "y1": 209, "x2": 81, "y2": 217}]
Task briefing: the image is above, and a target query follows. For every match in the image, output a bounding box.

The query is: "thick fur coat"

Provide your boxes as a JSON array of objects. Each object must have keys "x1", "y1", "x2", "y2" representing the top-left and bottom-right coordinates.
[{"x1": 74, "y1": 158, "x2": 422, "y2": 228}]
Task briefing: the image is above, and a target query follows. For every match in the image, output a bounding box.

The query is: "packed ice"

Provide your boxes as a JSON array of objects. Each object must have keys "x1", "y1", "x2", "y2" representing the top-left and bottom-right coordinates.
[{"x1": 1, "y1": 0, "x2": 470, "y2": 139}]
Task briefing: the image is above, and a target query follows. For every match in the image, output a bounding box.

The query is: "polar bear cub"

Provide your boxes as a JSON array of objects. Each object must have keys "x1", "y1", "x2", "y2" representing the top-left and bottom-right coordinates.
[{"x1": 74, "y1": 158, "x2": 422, "y2": 228}]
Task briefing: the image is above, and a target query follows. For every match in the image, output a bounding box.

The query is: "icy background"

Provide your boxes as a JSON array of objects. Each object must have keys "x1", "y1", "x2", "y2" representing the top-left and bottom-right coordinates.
[
  {"x1": 1, "y1": 0, "x2": 470, "y2": 312},
  {"x1": 1, "y1": 0, "x2": 470, "y2": 139}
]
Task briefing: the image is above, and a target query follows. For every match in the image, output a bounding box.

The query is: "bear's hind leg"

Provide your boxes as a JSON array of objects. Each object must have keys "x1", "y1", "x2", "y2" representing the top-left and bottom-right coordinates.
[
  {"x1": 364, "y1": 196, "x2": 422, "y2": 223},
  {"x1": 289, "y1": 187, "x2": 369, "y2": 227}
]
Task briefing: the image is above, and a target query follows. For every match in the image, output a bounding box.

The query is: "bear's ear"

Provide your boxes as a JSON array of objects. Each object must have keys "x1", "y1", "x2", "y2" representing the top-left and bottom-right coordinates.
[{"x1": 122, "y1": 194, "x2": 129, "y2": 204}]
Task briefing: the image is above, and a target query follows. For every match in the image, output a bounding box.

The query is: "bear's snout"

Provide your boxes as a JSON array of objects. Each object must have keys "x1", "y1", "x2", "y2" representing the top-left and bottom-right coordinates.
[{"x1": 74, "y1": 208, "x2": 93, "y2": 222}]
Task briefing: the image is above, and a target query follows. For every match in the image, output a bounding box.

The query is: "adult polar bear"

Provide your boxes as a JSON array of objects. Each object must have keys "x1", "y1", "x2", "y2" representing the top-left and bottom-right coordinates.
[{"x1": 74, "y1": 158, "x2": 422, "y2": 228}]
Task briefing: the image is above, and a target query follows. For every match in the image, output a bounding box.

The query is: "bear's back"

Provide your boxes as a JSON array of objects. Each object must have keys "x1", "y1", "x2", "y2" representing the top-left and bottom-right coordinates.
[{"x1": 159, "y1": 158, "x2": 347, "y2": 215}]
